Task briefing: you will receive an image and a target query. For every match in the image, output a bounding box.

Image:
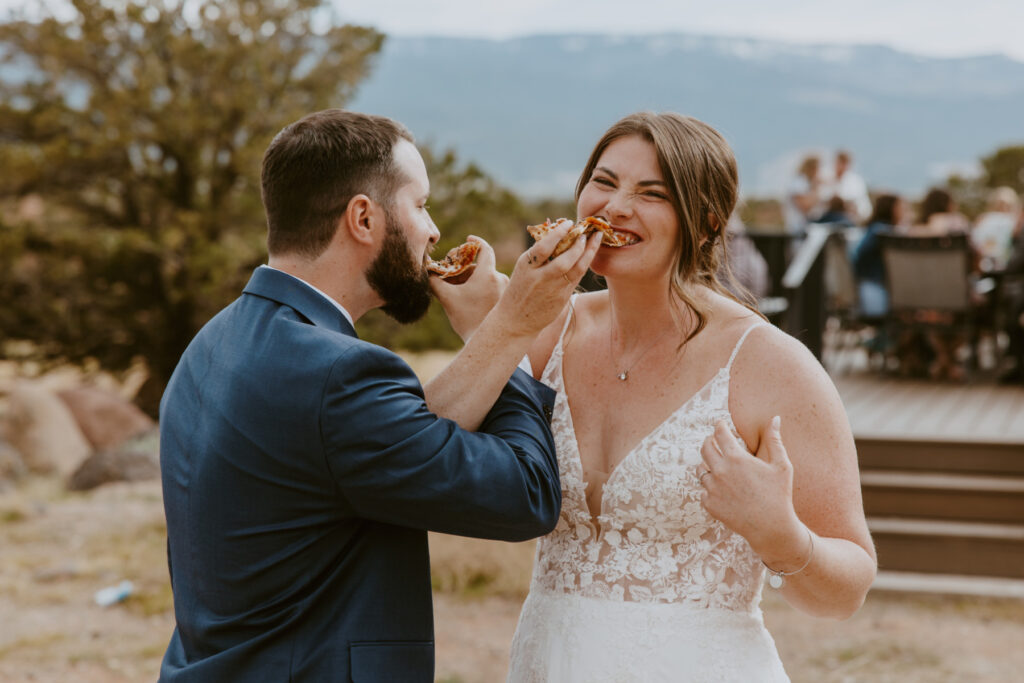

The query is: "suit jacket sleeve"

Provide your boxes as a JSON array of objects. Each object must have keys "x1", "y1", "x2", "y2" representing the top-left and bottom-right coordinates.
[{"x1": 320, "y1": 344, "x2": 560, "y2": 542}]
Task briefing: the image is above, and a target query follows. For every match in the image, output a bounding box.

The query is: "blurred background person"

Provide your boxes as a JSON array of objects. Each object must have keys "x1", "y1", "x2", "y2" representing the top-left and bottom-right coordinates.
[
  {"x1": 720, "y1": 214, "x2": 770, "y2": 301},
  {"x1": 853, "y1": 193, "x2": 904, "y2": 319},
  {"x1": 970, "y1": 186, "x2": 1021, "y2": 272},
  {"x1": 814, "y1": 194, "x2": 856, "y2": 229},
  {"x1": 904, "y1": 187, "x2": 969, "y2": 236},
  {"x1": 899, "y1": 187, "x2": 971, "y2": 380},
  {"x1": 1001, "y1": 226, "x2": 1024, "y2": 384},
  {"x1": 826, "y1": 149, "x2": 872, "y2": 223},
  {"x1": 784, "y1": 154, "x2": 822, "y2": 236}
]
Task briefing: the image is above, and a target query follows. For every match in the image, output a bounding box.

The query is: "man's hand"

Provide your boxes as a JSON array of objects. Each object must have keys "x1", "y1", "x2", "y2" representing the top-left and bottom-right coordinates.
[
  {"x1": 430, "y1": 236, "x2": 508, "y2": 341},
  {"x1": 423, "y1": 220, "x2": 599, "y2": 431}
]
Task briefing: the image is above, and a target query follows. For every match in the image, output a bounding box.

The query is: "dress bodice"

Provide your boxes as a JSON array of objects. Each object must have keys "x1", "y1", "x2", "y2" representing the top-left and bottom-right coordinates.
[{"x1": 532, "y1": 309, "x2": 768, "y2": 612}]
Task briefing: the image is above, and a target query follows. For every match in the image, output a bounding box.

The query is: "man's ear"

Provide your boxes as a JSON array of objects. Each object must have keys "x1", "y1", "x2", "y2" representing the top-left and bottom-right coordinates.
[{"x1": 342, "y1": 194, "x2": 378, "y2": 247}]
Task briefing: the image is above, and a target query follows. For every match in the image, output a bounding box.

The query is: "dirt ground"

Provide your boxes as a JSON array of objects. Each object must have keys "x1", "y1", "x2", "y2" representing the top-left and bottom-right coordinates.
[
  {"x1": 2, "y1": 352, "x2": 1023, "y2": 682},
  {"x1": 1, "y1": 478, "x2": 1023, "y2": 683}
]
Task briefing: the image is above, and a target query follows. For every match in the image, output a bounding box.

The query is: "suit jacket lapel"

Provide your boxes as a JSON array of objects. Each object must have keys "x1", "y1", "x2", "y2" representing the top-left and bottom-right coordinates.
[{"x1": 242, "y1": 267, "x2": 358, "y2": 338}]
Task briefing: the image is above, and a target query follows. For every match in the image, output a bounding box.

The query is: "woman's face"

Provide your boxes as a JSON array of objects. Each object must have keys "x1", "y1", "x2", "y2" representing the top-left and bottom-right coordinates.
[{"x1": 577, "y1": 135, "x2": 680, "y2": 279}]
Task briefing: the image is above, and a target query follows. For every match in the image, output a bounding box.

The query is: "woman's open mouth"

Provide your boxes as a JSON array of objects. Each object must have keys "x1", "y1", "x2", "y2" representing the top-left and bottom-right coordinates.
[{"x1": 602, "y1": 227, "x2": 640, "y2": 247}]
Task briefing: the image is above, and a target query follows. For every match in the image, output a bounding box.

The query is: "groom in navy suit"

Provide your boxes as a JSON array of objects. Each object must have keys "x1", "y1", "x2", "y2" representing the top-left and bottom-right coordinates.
[{"x1": 158, "y1": 109, "x2": 599, "y2": 681}]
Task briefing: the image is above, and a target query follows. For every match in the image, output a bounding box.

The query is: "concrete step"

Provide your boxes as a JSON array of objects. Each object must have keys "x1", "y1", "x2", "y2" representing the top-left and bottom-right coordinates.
[
  {"x1": 861, "y1": 470, "x2": 1024, "y2": 524},
  {"x1": 868, "y1": 517, "x2": 1024, "y2": 579}
]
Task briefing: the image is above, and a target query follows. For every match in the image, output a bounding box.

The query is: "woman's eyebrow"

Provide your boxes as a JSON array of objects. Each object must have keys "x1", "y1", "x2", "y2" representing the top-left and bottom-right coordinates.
[{"x1": 595, "y1": 167, "x2": 666, "y2": 187}]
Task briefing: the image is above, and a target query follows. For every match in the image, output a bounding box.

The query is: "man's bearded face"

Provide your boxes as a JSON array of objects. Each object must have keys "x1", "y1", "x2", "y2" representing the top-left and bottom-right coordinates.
[{"x1": 365, "y1": 207, "x2": 433, "y2": 324}]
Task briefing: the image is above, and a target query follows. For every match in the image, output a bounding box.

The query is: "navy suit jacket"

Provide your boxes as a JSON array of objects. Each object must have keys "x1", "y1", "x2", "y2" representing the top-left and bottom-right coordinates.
[{"x1": 158, "y1": 267, "x2": 560, "y2": 682}]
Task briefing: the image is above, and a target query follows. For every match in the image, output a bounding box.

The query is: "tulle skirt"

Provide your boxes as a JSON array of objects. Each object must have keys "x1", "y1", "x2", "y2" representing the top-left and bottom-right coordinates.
[{"x1": 507, "y1": 589, "x2": 790, "y2": 683}]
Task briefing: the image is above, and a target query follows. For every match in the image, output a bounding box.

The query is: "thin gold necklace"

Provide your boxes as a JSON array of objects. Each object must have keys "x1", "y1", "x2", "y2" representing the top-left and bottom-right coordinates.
[{"x1": 609, "y1": 322, "x2": 678, "y2": 381}]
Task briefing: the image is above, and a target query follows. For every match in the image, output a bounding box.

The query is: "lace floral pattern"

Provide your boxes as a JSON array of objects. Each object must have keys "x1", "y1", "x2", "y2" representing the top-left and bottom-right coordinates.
[{"x1": 531, "y1": 319, "x2": 768, "y2": 612}]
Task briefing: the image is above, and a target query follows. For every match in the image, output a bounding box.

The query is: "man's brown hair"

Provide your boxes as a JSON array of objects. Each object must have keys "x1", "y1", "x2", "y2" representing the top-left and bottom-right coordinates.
[{"x1": 261, "y1": 109, "x2": 413, "y2": 257}]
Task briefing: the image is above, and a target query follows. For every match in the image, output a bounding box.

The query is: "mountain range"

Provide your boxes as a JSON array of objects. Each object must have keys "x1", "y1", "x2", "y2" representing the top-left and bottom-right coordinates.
[{"x1": 349, "y1": 34, "x2": 1024, "y2": 200}]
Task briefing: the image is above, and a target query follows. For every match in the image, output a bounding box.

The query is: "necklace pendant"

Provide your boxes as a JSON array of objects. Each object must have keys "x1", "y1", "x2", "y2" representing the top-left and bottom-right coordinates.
[
  {"x1": 768, "y1": 573, "x2": 785, "y2": 589},
  {"x1": 617, "y1": 371, "x2": 628, "y2": 381}
]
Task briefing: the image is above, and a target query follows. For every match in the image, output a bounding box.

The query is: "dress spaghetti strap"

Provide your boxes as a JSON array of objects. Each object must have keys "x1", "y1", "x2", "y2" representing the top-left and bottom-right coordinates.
[
  {"x1": 725, "y1": 321, "x2": 767, "y2": 372},
  {"x1": 555, "y1": 293, "x2": 578, "y2": 348}
]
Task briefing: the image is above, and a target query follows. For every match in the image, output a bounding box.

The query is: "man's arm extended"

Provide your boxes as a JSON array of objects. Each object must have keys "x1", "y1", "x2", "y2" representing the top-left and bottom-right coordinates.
[{"x1": 424, "y1": 223, "x2": 600, "y2": 430}]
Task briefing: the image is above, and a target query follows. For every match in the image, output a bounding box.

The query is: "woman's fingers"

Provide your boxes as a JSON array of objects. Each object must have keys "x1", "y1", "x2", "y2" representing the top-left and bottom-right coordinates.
[{"x1": 756, "y1": 415, "x2": 791, "y2": 470}]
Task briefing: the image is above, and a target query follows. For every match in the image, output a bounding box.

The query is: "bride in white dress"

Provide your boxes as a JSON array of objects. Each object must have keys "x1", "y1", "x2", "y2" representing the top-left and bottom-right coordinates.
[{"x1": 507, "y1": 113, "x2": 877, "y2": 682}]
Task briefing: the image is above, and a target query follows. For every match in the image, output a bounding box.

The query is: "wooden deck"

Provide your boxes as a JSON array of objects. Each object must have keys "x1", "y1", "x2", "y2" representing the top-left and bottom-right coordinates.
[{"x1": 833, "y1": 373, "x2": 1024, "y2": 444}]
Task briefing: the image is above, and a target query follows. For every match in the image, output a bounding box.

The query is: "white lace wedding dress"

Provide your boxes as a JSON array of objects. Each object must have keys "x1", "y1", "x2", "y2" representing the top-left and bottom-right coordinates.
[{"x1": 507, "y1": 315, "x2": 789, "y2": 682}]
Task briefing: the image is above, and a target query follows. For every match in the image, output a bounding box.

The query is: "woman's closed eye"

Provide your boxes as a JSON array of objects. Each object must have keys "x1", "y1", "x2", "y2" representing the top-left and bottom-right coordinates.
[{"x1": 639, "y1": 190, "x2": 668, "y2": 201}]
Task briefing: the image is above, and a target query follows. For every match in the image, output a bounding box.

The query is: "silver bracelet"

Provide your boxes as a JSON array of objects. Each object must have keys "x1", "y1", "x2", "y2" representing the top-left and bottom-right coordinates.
[{"x1": 762, "y1": 527, "x2": 814, "y2": 589}]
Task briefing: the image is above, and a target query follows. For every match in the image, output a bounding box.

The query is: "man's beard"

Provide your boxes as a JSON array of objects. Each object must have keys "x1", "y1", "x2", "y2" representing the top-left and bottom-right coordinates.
[{"x1": 365, "y1": 209, "x2": 433, "y2": 324}]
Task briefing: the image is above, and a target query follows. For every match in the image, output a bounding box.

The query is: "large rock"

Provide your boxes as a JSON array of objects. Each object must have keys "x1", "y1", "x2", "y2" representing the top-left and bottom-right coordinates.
[
  {"x1": 5, "y1": 383, "x2": 92, "y2": 476},
  {"x1": 0, "y1": 438, "x2": 26, "y2": 492},
  {"x1": 57, "y1": 386, "x2": 155, "y2": 451},
  {"x1": 67, "y1": 428, "x2": 160, "y2": 491}
]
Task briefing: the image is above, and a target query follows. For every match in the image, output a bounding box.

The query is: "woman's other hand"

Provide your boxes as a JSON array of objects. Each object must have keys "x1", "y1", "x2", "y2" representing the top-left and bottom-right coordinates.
[{"x1": 699, "y1": 417, "x2": 808, "y2": 565}]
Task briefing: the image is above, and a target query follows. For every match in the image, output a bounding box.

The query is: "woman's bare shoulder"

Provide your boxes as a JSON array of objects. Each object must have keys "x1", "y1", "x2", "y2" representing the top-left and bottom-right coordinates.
[
  {"x1": 527, "y1": 290, "x2": 606, "y2": 380},
  {"x1": 734, "y1": 323, "x2": 830, "y2": 388},
  {"x1": 729, "y1": 323, "x2": 847, "y2": 434}
]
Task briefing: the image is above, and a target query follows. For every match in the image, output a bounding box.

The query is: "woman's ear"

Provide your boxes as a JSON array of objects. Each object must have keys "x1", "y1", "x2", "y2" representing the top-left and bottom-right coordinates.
[
  {"x1": 343, "y1": 194, "x2": 377, "y2": 247},
  {"x1": 707, "y1": 212, "x2": 721, "y2": 235}
]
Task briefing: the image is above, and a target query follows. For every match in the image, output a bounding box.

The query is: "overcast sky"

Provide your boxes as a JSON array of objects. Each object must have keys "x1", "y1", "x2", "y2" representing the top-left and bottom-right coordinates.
[
  {"x1": 332, "y1": 0, "x2": 1023, "y2": 62},
  {"x1": 2, "y1": 1, "x2": 1017, "y2": 61}
]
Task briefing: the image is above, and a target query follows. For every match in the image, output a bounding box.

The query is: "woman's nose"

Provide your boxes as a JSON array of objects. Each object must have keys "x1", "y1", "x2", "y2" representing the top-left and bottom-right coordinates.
[{"x1": 603, "y1": 189, "x2": 634, "y2": 219}]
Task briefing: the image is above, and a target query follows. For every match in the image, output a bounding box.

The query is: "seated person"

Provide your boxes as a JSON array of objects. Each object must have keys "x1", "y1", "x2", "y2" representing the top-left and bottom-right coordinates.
[
  {"x1": 852, "y1": 193, "x2": 903, "y2": 318},
  {"x1": 814, "y1": 194, "x2": 856, "y2": 229},
  {"x1": 1001, "y1": 226, "x2": 1024, "y2": 384},
  {"x1": 905, "y1": 187, "x2": 974, "y2": 378},
  {"x1": 903, "y1": 187, "x2": 968, "y2": 237}
]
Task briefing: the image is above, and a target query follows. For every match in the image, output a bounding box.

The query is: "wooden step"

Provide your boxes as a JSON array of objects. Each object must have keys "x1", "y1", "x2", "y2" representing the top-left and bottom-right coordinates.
[
  {"x1": 869, "y1": 517, "x2": 1024, "y2": 579},
  {"x1": 861, "y1": 470, "x2": 1024, "y2": 523},
  {"x1": 871, "y1": 570, "x2": 1024, "y2": 598},
  {"x1": 858, "y1": 437, "x2": 1024, "y2": 476}
]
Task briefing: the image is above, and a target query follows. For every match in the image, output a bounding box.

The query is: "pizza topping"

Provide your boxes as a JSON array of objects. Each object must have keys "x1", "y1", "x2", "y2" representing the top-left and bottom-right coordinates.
[
  {"x1": 426, "y1": 241, "x2": 481, "y2": 283},
  {"x1": 526, "y1": 216, "x2": 636, "y2": 256}
]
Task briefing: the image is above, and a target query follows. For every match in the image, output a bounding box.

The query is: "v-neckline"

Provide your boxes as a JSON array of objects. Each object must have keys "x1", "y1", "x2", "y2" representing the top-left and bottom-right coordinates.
[{"x1": 558, "y1": 351, "x2": 729, "y2": 525}]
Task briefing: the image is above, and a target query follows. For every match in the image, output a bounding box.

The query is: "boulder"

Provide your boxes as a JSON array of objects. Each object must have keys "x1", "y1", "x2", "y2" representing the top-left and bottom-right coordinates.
[
  {"x1": 57, "y1": 386, "x2": 155, "y2": 451},
  {"x1": 5, "y1": 383, "x2": 92, "y2": 476},
  {"x1": 67, "y1": 428, "x2": 160, "y2": 491},
  {"x1": 0, "y1": 438, "x2": 26, "y2": 492}
]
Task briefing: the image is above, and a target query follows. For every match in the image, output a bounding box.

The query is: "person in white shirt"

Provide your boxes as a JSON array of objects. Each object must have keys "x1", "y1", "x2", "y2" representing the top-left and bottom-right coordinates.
[
  {"x1": 826, "y1": 149, "x2": 871, "y2": 223},
  {"x1": 784, "y1": 154, "x2": 821, "y2": 236}
]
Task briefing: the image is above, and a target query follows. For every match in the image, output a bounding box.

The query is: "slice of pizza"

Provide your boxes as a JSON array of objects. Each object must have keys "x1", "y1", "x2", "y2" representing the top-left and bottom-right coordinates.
[
  {"x1": 526, "y1": 216, "x2": 637, "y2": 257},
  {"x1": 427, "y1": 241, "x2": 481, "y2": 284}
]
